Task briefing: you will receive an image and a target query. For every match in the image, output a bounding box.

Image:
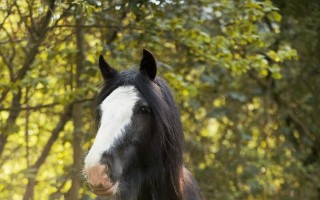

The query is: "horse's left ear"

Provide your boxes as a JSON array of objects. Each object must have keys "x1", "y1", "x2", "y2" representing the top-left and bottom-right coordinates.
[
  {"x1": 140, "y1": 49, "x2": 157, "y2": 81},
  {"x1": 99, "y1": 55, "x2": 117, "y2": 79}
]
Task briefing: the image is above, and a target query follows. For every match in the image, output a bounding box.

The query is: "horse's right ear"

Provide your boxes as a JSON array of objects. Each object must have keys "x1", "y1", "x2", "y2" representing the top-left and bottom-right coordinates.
[{"x1": 99, "y1": 55, "x2": 117, "y2": 79}]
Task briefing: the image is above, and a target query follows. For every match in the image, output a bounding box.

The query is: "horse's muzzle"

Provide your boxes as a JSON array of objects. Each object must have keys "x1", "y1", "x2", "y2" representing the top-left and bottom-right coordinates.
[{"x1": 85, "y1": 164, "x2": 118, "y2": 196}]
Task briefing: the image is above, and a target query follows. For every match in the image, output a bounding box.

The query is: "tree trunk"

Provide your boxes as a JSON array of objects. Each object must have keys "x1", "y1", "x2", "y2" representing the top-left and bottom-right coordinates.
[
  {"x1": 65, "y1": 12, "x2": 86, "y2": 200},
  {"x1": 22, "y1": 105, "x2": 72, "y2": 200}
]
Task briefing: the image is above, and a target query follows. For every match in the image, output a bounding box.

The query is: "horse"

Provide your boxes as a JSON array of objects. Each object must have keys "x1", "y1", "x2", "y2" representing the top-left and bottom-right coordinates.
[{"x1": 83, "y1": 49, "x2": 203, "y2": 200}]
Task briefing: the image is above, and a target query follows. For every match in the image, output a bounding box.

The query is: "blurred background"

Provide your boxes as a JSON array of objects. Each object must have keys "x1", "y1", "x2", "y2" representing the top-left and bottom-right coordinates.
[{"x1": 0, "y1": 0, "x2": 319, "y2": 199}]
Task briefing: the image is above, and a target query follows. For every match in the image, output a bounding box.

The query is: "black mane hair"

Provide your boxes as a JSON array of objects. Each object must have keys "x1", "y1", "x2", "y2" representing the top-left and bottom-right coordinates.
[{"x1": 95, "y1": 70, "x2": 184, "y2": 199}]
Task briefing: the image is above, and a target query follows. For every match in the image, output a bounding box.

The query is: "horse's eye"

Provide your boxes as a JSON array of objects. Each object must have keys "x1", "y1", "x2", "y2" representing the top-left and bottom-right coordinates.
[{"x1": 139, "y1": 106, "x2": 150, "y2": 114}]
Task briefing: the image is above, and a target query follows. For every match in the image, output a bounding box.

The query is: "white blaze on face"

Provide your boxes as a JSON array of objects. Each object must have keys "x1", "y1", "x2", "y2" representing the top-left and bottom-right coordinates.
[{"x1": 85, "y1": 85, "x2": 139, "y2": 169}]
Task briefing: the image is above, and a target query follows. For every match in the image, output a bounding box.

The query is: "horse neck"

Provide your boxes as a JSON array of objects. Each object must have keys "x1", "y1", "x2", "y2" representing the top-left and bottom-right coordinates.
[{"x1": 137, "y1": 166, "x2": 183, "y2": 200}]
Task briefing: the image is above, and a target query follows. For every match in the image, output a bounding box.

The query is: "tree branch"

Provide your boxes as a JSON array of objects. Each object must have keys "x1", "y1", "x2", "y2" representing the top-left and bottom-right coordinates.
[
  {"x1": 0, "y1": 0, "x2": 16, "y2": 29},
  {"x1": 0, "y1": 98, "x2": 94, "y2": 111},
  {"x1": 0, "y1": 88, "x2": 21, "y2": 157},
  {"x1": 0, "y1": 0, "x2": 57, "y2": 163}
]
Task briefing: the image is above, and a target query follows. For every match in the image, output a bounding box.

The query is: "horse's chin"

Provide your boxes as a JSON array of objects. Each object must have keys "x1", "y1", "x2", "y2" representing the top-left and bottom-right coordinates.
[{"x1": 92, "y1": 181, "x2": 119, "y2": 196}]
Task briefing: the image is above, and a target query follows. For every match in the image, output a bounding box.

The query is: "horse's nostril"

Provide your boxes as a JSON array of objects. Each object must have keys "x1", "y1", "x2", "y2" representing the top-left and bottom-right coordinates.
[{"x1": 100, "y1": 154, "x2": 113, "y2": 174}]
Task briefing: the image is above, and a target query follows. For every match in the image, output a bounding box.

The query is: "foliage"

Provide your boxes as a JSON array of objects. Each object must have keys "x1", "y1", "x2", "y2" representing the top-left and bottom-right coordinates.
[{"x1": 0, "y1": 0, "x2": 319, "y2": 199}]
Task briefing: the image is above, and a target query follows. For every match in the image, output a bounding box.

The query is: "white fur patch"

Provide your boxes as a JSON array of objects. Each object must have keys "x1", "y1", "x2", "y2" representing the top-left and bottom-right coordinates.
[{"x1": 84, "y1": 86, "x2": 139, "y2": 169}]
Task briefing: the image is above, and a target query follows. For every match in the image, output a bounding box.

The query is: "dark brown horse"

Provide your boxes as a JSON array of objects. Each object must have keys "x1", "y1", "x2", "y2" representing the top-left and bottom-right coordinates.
[{"x1": 84, "y1": 49, "x2": 203, "y2": 200}]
